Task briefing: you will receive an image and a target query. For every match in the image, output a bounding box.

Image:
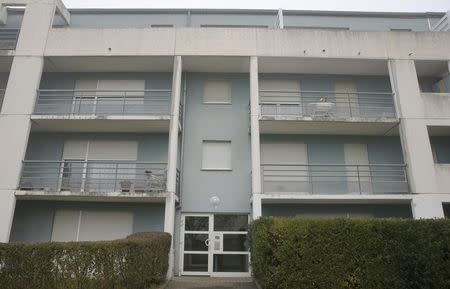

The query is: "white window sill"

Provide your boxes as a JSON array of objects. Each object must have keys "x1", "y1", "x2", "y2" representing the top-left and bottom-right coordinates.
[
  {"x1": 202, "y1": 102, "x2": 232, "y2": 105},
  {"x1": 201, "y1": 168, "x2": 232, "y2": 171}
]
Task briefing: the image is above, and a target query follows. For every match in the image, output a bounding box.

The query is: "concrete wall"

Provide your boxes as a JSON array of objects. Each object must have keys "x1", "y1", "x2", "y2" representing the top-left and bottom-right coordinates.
[
  {"x1": 181, "y1": 73, "x2": 251, "y2": 213},
  {"x1": 9, "y1": 200, "x2": 165, "y2": 242},
  {"x1": 422, "y1": 93, "x2": 450, "y2": 119},
  {"x1": 262, "y1": 203, "x2": 413, "y2": 218},
  {"x1": 44, "y1": 28, "x2": 450, "y2": 59}
]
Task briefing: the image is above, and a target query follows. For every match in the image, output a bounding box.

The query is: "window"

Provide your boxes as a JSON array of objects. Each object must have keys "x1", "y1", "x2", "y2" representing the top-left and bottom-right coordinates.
[
  {"x1": 202, "y1": 141, "x2": 232, "y2": 170},
  {"x1": 51, "y1": 210, "x2": 133, "y2": 242},
  {"x1": 203, "y1": 80, "x2": 232, "y2": 104}
]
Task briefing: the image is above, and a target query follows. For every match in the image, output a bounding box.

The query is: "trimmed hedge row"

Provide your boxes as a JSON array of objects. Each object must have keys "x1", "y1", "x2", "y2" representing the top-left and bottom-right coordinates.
[
  {"x1": 0, "y1": 232, "x2": 171, "y2": 289},
  {"x1": 249, "y1": 218, "x2": 450, "y2": 289}
]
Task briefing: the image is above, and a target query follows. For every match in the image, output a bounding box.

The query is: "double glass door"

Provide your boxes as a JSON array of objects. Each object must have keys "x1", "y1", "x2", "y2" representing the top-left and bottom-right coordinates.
[{"x1": 181, "y1": 214, "x2": 250, "y2": 277}]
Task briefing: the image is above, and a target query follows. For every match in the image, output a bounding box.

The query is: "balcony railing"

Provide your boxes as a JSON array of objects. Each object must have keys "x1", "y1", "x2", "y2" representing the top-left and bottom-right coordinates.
[
  {"x1": 19, "y1": 160, "x2": 169, "y2": 195},
  {"x1": 261, "y1": 164, "x2": 408, "y2": 194},
  {"x1": 0, "y1": 29, "x2": 19, "y2": 50},
  {"x1": 34, "y1": 89, "x2": 172, "y2": 116},
  {"x1": 259, "y1": 91, "x2": 396, "y2": 119}
]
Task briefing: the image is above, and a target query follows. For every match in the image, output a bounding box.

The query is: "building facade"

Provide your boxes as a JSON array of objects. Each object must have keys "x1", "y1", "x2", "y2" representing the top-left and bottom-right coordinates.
[{"x1": 0, "y1": 0, "x2": 450, "y2": 277}]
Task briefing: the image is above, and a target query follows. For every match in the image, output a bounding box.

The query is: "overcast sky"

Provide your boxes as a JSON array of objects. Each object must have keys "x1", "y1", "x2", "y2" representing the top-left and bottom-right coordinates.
[{"x1": 62, "y1": 0, "x2": 450, "y2": 12}]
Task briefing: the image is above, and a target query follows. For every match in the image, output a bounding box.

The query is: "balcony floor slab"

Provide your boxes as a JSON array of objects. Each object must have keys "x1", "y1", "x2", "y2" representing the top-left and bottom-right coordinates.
[
  {"x1": 256, "y1": 193, "x2": 412, "y2": 205},
  {"x1": 15, "y1": 189, "x2": 175, "y2": 203},
  {"x1": 30, "y1": 115, "x2": 171, "y2": 132},
  {"x1": 259, "y1": 117, "x2": 399, "y2": 135}
]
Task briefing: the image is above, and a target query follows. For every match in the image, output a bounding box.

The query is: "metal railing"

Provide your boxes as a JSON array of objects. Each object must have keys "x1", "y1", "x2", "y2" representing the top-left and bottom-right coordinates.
[
  {"x1": 19, "y1": 160, "x2": 168, "y2": 194},
  {"x1": 34, "y1": 89, "x2": 172, "y2": 116},
  {"x1": 261, "y1": 163, "x2": 408, "y2": 194},
  {"x1": 0, "y1": 29, "x2": 19, "y2": 50},
  {"x1": 259, "y1": 90, "x2": 396, "y2": 118},
  {"x1": 0, "y1": 89, "x2": 4, "y2": 111}
]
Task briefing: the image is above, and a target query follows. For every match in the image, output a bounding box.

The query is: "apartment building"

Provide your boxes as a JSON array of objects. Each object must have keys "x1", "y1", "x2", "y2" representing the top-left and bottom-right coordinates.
[{"x1": 0, "y1": 0, "x2": 450, "y2": 277}]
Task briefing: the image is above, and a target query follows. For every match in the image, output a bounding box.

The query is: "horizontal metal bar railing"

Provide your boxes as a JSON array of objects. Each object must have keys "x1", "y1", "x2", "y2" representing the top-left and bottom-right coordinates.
[
  {"x1": 261, "y1": 163, "x2": 408, "y2": 195},
  {"x1": 0, "y1": 29, "x2": 19, "y2": 50},
  {"x1": 19, "y1": 160, "x2": 168, "y2": 194},
  {"x1": 34, "y1": 89, "x2": 172, "y2": 116},
  {"x1": 259, "y1": 90, "x2": 396, "y2": 118}
]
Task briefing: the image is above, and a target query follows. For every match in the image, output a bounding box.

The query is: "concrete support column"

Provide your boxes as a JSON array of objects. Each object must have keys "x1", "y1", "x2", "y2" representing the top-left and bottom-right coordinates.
[
  {"x1": 0, "y1": 0, "x2": 56, "y2": 242},
  {"x1": 411, "y1": 195, "x2": 445, "y2": 219},
  {"x1": 250, "y1": 56, "x2": 262, "y2": 219},
  {"x1": 389, "y1": 60, "x2": 437, "y2": 195},
  {"x1": 165, "y1": 55, "x2": 182, "y2": 278}
]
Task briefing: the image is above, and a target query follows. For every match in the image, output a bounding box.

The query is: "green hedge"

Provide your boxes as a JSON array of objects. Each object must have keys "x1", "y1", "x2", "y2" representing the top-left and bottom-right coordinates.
[
  {"x1": 249, "y1": 218, "x2": 450, "y2": 289},
  {"x1": 0, "y1": 232, "x2": 171, "y2": 289}
]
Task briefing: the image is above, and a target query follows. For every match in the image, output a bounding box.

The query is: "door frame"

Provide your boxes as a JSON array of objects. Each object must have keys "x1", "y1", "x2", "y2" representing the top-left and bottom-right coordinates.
[{"x1": 179, "y1": 213, "x2": 251, "y2": 277}]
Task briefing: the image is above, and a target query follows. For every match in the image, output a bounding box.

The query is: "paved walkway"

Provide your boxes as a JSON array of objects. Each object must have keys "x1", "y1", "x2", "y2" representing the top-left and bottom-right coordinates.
[{"x1": 166, "y1": 277, "x2": 258, "y2": 289}]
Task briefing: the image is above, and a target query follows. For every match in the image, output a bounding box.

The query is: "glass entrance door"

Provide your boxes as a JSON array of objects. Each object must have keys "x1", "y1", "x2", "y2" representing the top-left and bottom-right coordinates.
[{"x1": 181, "y1": 214, "x2": 250, "y2": 277}]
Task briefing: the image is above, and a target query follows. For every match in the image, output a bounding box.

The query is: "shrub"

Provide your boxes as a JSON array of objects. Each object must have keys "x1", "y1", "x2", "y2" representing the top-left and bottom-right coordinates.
[
  {"x1": 249, "y1": 218, "x2": 450, "y2": 289},
  {"x1": 0, "y1": 232, "x2": 171, "y2": 289}
]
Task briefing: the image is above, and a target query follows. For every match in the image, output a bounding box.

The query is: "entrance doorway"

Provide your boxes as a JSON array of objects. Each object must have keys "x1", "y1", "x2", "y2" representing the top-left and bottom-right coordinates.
[{"x1": 180, "y1": 213, "x2": 250, "y2": 277}]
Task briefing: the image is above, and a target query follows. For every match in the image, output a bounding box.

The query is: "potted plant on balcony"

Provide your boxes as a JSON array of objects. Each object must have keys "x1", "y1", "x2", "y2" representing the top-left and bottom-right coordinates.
[{"x1": 120, "y1": 180, "x2": 132, "y2": 193}]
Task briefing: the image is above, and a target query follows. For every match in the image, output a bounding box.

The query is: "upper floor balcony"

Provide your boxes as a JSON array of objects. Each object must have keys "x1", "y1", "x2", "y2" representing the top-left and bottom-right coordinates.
[
  {"x1": 259, "y1": 90, "x2": 396, "y2": 119},
  {"x1": 31, "y1": 69, "x2": 179, "y2": 133},
  {"x1": 34, "y1": 89, "x2": 171, "y2": 116},
  {"x1": 0, "y1": 28, "x2": 19, "y2": 50},
  {"x1": 257, "y1": 63, "x2": 399, "y2": 135}
]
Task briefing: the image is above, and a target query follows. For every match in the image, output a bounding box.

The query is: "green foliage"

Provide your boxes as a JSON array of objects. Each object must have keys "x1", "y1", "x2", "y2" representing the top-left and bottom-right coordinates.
[
  {"x1": 0, "y1": 232, "x2": 171, "y2": 289},
  {"x1": 249, "y1": 218, "x2": 450, "y2": 289}
]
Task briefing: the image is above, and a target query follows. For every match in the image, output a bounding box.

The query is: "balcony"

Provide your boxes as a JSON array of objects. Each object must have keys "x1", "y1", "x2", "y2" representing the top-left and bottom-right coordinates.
[
  {"x1": 258, "y1": 90, "x2": 398, "y2": 135},
  {"x1": 261, "y1": 164, "x2": 408, "y2": 195},
  {"x1": 31, "y1": 89, "x2": 174, "y2": 133},
  {"x1": 34, "y1": 89, "x2": 171, "y2": 115},
  {"x1": 0, "y1": 29, "x2": 19, "y2": 50},
  {"x1": 18, "y1": 160, "x2": 178, "y2": 198}
]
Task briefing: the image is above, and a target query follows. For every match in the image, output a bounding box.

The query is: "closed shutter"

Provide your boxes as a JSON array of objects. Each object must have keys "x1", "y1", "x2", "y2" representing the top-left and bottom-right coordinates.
[
  {"x1": 63, "y1": 140, "x2": 88, "y2": 159},
  {"x1": 259, "y1": 79, "x2": 301, "y2": 115},
  {"x1": 78, "y1": 211, "x2": 133, "y2": 241},
  {"x1": 202, "y1": 141, "x2": 232, "y2": 169},
  {"x1": 51, "y1": 210, "x2": 80, "y2": 242},
  {"x1": 87, "y1": 140, "x2": 138, "y2": 160},
  {"x1": 344, "y1": 144, "x2": 372, "y2": 193},
  {"x1": 203, "y1": 80, "x2": 232, "y2": 103},
  {"x1": 335, "y1": 81, "x2": 358, "y2": 117},
  {"x1": 261, "y1": 142, "x2": 308, "y2": 193}
]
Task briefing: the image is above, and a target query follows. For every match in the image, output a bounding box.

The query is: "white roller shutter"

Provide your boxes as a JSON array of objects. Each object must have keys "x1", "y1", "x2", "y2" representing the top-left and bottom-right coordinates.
[
  {"x1": 203, "y1": 80, "x2": 232, "y2": 103},
  {"x1": 260, "y1": 142, "x2": 309, "y2": 193},
  {"x1": 78, "y1": 211, "x2": 133, "y2": 241},
  {"x1": 87, "y1": 140, "x2": 138, "y2": 160},
  {"x1": 202, "y1": 141, "x2": 232, "y2": 169},
  {"x1": 344, "y1": 143, "x2": 372, "y2": 193},
  {"x1": 63, "y1": 140, "x2": 88, "y2": 159},
  {"x1": 51, "y1": 210, "x2": 80, "y2": 242}
]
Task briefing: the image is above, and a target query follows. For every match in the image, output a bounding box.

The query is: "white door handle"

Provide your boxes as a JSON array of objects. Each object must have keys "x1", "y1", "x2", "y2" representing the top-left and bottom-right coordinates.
[{"x1": 205, "y1": 239, "x2": 210, "y2": 246}]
